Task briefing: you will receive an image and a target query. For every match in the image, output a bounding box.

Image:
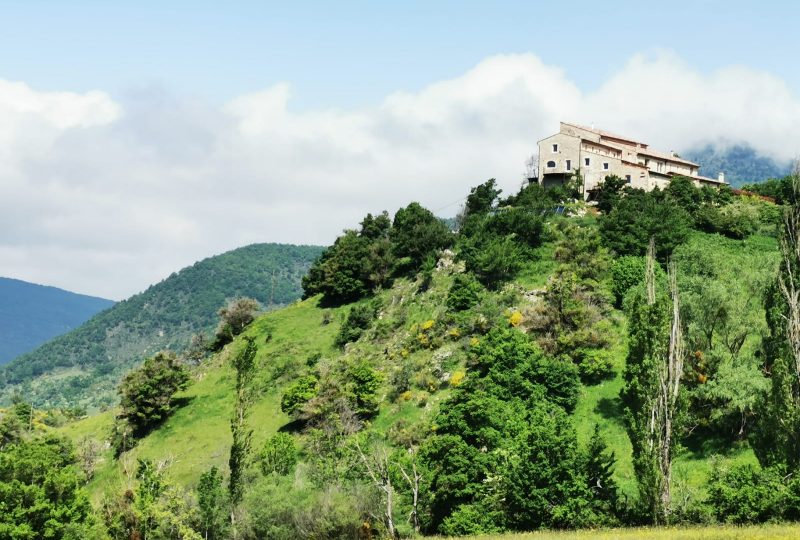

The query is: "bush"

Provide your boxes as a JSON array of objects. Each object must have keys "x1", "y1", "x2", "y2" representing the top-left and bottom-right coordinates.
[
  {"x1": 260, "y1": 433, "x2": 298, "y2": 476},
  {"x1": 115, "y1": 351, "x2": 191, "y2": 450},
  {"x1": 280, "y1": 375, "x2": 319, "y2": 417},
  {"x1": 576, "y1": 349, "x2": 616, "y2": 384},
  {"x1": 610, "y1": 256, "x2": 647, "y2": 307},
  {"x1": 334, "y1": 303, "x2": 376, "y2": 348},
  {"x1": 707, "y1": 463, "x2": 787, "y2": 523},
  {"x1": 446, "y1": 273, "x2": 484, "y2": 311},
  {"x1": 463, "y1": 235, "x2": 525, "y2": 289},
  {"x1": 214, "y1": 297, "x2": 260, "y2": 347}
]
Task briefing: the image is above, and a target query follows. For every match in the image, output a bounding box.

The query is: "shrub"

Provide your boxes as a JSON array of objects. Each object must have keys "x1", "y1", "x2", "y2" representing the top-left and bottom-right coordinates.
[
  {"x1": 447, "y1": 273, "x2": 483, "y2": 311},
  {"x1": 706, "y1": 463, "x2": 787, "y2": 523},
  {"x1": 214, "y1": 297, "x2": 260, "y2": 346},
  {"x1": 610, "y1": 256, "x2": 646, "y2": 307},
  {"x1": 280, "y1": 375, "x2": 319, "y2": 417},
  {"x1": 115, "y1": 351, "x2": 190, "y2": 448},
  {"x1": 334, "y1": 303, "x2": 376, "y2": 348},
  {"x1": 260, "y1": 433, "x2": 298, "y2": 476},
  {"x1": 576, "y1": 349, "x2": 616, "y2": 384}
]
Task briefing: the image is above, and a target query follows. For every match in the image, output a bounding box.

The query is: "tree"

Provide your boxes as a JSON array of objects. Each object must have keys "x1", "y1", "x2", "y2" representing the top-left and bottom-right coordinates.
[
  {"x1": 599, "y1": 189, "x2": 691, "y2": 261},
  {"x1": 752, "y1": 169, "x2": 800, "y2": 469},
  {"x1": 215, "y1": 297, "x2": 260, "y2": 345},
  {"x1": 620, "y1": 241, "x2": 686, "y2": 523},
  {"x1": 197, "y1": 466, "x2": 228, "y2": 540},
  {"x1": 229, "y1": 337, "x2": 258, "y2": 520},
  {"x1": 594, "y1": 175, "x2": 627, "y2": 214},
  {"x1": 114, "y1": 351, "x2": 190, "y2": 453},
  {"x1": 391, "y1": 202, "x2": 453, "y2": 273},
  {"x1": 0, "y1": 436, "x2": 96, "y2": 539}
]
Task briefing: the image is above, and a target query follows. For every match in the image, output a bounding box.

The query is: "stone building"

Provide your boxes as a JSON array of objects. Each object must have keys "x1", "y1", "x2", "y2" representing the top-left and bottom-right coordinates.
[{"x1": 536, "y1": 122, "x2": 726, "y2": 197}]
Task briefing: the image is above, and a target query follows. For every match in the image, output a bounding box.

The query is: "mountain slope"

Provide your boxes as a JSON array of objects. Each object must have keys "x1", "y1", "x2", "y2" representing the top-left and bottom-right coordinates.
[
  {"x1": 0, "y1": 243, "x2": 324, "y2": 408},
  {"x1": 61, "y1": 230, "x2": 774, "y2": 509},
  {"x1": 0, "y1": 277, "x2": 114, "y2": 365},
  {"x1": 683, "y1": 143, "x2": 792, "y2": 187}
]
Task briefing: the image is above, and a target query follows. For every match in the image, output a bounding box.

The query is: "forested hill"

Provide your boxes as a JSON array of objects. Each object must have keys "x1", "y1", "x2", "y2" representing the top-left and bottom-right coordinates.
[
  {"x1": 0, "y1": 243, "x2": 324, "y2": 408},
  {"x1": 0, "y1": 278, "x2": 114, "y2": 365},
  {"x1": 683, "y1": 143, "x2": 792, "y2": 187}
]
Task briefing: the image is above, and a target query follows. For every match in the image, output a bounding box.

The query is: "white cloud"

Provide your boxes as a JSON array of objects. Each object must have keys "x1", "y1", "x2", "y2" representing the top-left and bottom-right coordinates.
[{"x1": 1, "y1": 51, "x2": 799, "y2": 299}]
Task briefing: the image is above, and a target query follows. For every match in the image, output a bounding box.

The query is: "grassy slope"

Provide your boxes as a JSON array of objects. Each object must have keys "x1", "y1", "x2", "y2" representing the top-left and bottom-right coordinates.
[{"x1": 60, "y1": 230, "x2": 779, "y2": 510}]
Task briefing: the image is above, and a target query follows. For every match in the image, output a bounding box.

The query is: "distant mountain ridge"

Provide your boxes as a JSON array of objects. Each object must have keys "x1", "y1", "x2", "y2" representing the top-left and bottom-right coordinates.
[
  {"x1": 0, "y1": 243, "x2": 324, "y2": 408},
  {"x1": 683, "y1": 143, "x2": 793, "y2": 187},
  {"x1": 0, "y1": 277, "x2": 114, "y2": 365}
]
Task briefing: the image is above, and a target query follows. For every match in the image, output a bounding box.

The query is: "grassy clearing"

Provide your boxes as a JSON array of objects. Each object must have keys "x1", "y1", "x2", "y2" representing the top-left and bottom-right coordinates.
[{"x1": 433, "y1": 523, "x2": 800, "y2": 539}]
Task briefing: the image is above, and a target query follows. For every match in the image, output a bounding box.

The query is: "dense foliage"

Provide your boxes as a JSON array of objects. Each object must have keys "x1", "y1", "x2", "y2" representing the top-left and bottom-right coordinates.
[
  {"x1": 0, "y1": 436, "x2": 97, "y2": 539},
  {"x1": 303, "y1": 204, "x2": 453, "y2": 305}
]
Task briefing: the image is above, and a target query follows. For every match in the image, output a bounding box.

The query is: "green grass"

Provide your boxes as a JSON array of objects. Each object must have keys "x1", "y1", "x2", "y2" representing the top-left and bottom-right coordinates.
[{"x1": 433, "y1": 523, "x2": 800, "y2": 539}]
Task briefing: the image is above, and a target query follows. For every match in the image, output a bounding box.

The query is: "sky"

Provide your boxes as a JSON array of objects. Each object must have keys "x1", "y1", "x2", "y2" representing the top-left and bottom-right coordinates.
[{"x1": 1, "y1": 1, "x2": 799, "y2": 300}]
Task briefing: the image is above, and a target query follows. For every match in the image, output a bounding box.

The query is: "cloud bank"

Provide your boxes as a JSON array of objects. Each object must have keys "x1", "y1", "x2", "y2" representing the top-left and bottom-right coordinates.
[{"x1": 1, "y1": 51, "x2": 799, "y2": 299}]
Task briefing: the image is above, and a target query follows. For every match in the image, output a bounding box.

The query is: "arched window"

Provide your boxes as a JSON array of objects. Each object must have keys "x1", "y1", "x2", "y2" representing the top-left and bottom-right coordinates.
[{"x1": 546, "y1": 161, "x2": 556, "y2": 168}]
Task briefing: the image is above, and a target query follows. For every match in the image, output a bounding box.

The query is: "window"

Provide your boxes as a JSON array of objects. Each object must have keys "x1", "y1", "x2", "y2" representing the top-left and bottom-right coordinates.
[
  {"x1": 603, "y1": 162, "x2": 609, "y2": 170},
  {"x1": 625, "y1": 175, "x2": 632, "y2": 183},
  {"x1": 546, "y1": 161, "x2": 556, "y2": 168},
  {"x1": 584, "y1": 157, "x2": 591, "y2": 167},
  {"x1": 565, "y1": 159, "x2": 571, "y2": 171},
  {"x1": 552, "y1": 144, "x2": 558, "y2": 152}
]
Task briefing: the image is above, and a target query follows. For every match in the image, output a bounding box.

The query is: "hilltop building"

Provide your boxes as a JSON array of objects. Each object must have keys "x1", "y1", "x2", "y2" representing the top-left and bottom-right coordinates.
[{"x1": 536, "y1": 122, "x2": 726, "y2": 197}]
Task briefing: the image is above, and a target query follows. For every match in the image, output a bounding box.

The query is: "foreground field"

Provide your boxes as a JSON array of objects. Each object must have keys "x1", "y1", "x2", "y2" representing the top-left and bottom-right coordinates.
[{"x1": 439, "y1": 523, "x2": 800, "y2": 540}]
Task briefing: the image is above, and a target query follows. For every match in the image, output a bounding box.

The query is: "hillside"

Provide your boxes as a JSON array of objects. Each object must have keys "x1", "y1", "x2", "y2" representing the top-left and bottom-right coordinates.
[
  {"x1": 0, "y1": 243, "x2": 324, "y2": 409},
  {"x1": 0, "y1": 277, "x2": 114, "y2": 365},
  {"x1": 10, "y1": 175, "x2": 798, "y2": 539},
  {"x1": 59, "y1": 225, "x2": 779, "y2": 536},
  {"x1": 683, "y1": 143, "x2": 792, "y2": 187}
]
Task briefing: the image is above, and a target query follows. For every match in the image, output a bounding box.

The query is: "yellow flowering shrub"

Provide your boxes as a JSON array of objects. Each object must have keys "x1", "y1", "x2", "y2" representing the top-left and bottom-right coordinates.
[{"x1": 450, "y1": 370, "x2": 466, "y2": 387}]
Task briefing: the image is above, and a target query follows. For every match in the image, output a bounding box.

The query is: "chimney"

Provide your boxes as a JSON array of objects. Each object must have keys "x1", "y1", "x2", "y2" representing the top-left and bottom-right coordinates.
[{"x1": 718, "y1": 172, "x2": 725, "y2": 183}]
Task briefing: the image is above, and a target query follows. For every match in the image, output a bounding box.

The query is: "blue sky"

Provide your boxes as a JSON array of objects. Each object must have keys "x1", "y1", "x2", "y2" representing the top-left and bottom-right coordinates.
[
  {"x1": 2, "y1": 1, "x2": 798, "y2": 108},
  {"x1": 1, "y1": 1, "x2": 799, "y2": 298}
]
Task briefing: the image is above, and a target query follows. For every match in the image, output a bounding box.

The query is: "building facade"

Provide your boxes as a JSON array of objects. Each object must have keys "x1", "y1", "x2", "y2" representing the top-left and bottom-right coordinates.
[{"x1": 537, "y1": 122, "x2": 726, "y2": 197}]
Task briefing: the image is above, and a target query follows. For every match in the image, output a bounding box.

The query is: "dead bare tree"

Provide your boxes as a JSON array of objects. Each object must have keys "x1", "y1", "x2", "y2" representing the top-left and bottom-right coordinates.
[
  {"x1": 641, "y1": 239, "x2": 685, "y2": 522},
  {"x1": 656, "y1": 262, "x2": 685, "y2": 520},
  {"x1": 778, "y1": 164, "x2": 800, "y2": 386},
  {"x1": 397, "y1": 446, "x2": 422, "y2": 534},
  {"x1": 354, "y1": 439, "x2": 397, "y2": 539}
]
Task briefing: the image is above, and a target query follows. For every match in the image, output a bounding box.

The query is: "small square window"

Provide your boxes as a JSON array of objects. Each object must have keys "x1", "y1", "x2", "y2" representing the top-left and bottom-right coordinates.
[
  {"x1": 603, "y1": 162, "x2": 609, "y2": 170},
  {"x1": 584, "y1": 157, "x2": 591, "y2": 167},
  {"x1": 625, "y1": 175, "x2": 632, "y2": 183},
  {"x1": 552, "y1": 144, "x2": 559, "y2": 152},
  {"x1": 565, "y1": 159, "x2": 571, "y2": 171}
]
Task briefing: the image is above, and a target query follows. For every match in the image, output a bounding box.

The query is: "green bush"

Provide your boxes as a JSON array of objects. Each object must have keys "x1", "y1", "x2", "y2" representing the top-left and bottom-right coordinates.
[
  {"x1": 260, "y1": 433, "x2": 298, "y2": 476},
  {"x1": 446, "y1": 273, "x2": 484, "y2": 311},
  {"x1": 280, "y1": 375, "x2": 319, "y2": 417},
  {"x1": 610, "y1": 256, "x2": 647, "y2": 307},
  {"x1": 576, "y1": 349, "x2": 616, "y2": 384},
  {"x1": 706, "y1": 463, "x2": 787, "y2": 523},
  {"x1": 334, "y1": 303, "x2": 376, "y2": 348}
]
